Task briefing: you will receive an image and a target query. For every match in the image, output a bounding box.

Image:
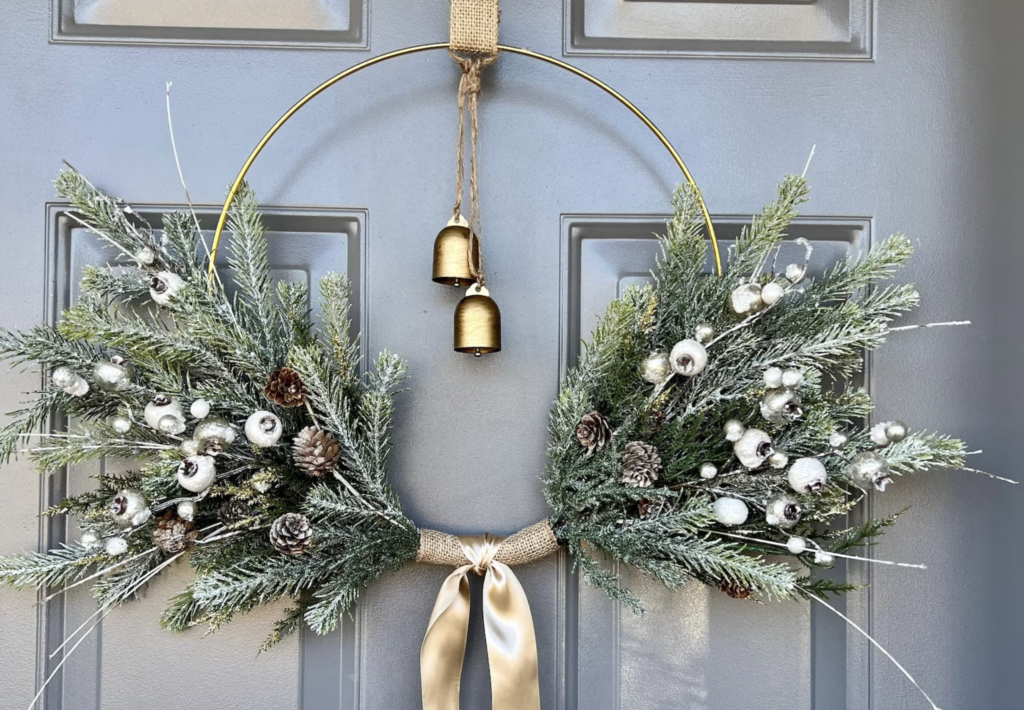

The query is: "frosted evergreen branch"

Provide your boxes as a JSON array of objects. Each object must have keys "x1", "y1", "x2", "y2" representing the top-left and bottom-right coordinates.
[
  {"x1": 277, "y1": 281, "x2": 312, "y2": 349},
  {"x1": 0, "y1": 543, "x2": 105, "y2": 590},
  {"x1": 226, "y1": 182, "x2": 277, "y2": 352},
  {"x1": 0, "y1": 324, "x2": 107, "y2": 371},
  {"x1": 54, "y1": 168, "x2": 156, "y2": 261},
  {"x1": 727, "y1": 174, "x2": 809, "y2": 279},
  {"x1": 318, "y1": 273, "x2": 361, "y2": 393},
  {"x1": 881, "y1": 432, "x2": 967, "y2": 476},
  {"x1": 80, "y1": 265, "x2": 151, "y2": 303},
  {"x1": 358, "y1": 351, "x2": 408, "y2": 495},
  {"x1": 160, "y1": 210, "x2": 206, "y2": 281}
]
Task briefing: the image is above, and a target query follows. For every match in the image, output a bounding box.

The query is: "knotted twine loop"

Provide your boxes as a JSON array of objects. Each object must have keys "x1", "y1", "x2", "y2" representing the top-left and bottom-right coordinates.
[
  {"x1": 449, "y1": 0, "x2": 499, "y2": 290},
  {"x1": 418, "y1": 520, "x2": 558, "y2": 710}
]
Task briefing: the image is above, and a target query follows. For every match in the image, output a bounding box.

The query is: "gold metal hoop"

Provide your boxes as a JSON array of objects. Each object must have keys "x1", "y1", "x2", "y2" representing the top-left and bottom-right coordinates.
[{"x1": 209, "y1": 43, "x2": 722, "y2": 278}]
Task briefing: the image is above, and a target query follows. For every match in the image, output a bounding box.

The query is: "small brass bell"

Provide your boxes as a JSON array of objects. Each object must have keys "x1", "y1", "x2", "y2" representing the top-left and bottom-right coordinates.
[
  {"x1": 454, "y1": 284, "x2": 501, "y2": 356},
  {"x1": 432, "y1": 215, "x2": 480, "y2": 287}
]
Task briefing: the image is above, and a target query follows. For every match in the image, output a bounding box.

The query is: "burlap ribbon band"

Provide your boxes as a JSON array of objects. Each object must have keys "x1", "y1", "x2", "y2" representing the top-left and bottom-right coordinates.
[{"x1": 417, "y1": 520, "x2": 560, "y2": 710}]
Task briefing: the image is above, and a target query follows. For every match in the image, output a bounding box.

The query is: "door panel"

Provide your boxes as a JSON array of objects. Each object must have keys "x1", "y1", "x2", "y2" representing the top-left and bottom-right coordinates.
[
  {"x1": 0, "y1": 1, "x2": 1017, "y2": 709},
  {"x1": 52, "y1": 0, "x2": 368, "y2": 49},
  {"x1": 561, "y1": 217, "x2": 869, "y2": 709},
  {"x1": 36, "y1": 207, "x2": 362, "y2": 709}
]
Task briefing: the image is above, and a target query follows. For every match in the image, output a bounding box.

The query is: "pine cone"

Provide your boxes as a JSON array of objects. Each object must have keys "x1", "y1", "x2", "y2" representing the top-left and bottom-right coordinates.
[
  {"x1": 218, "y1": 499, "x2": 252, "y2": 526},
  {"x1": 638, "y1": 497, "x2": 669, "y2": 520},
  {"x1": 269, "y1": 513, "x2": 313, "y2": 556},
  {"x1": 151, "y1": 511, "x2": 198, "y2": 554},
  {"x1": 620, "y1": 441, "x2": 661, "y2": 488},
  {"x1": 650, "y1": 410, "x2": 667, "y2": 431},
  {"x1": 292, "y1": 426, "x2": 341, "y2": 478},
  {"x1": 264, "y1": 368, "x2": 307, "y2": 408},
  {"x1": 719, "y1": 581, "x2": 752, "y2": 599},
  {"x1": 576, "y1": 411, "x2": 612, "y2": 453}
]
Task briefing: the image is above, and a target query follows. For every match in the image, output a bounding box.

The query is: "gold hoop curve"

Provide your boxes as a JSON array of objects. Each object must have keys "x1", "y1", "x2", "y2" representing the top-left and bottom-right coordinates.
[{"x1": 208, "y1": 43, "x2": 722, "y2": 278}]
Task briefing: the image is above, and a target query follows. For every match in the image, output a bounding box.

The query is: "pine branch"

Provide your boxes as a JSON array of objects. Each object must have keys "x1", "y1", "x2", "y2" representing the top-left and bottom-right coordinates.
[
  {"x1": 226, "y1": 182, "x2": 276, "y2": 351},
  {"x1": 81, "y1": 265, "x2": 152, "y2": 303},
  {"x1": 0, "y1": 543, "x2": 104, "y2": 589},
  {"x1": 54, "y1": 168, "x2": 155, "y2": 260},
  {"x1": 288, "y1": 343, "x2": 371, "y2": 486},
  {"x1": 828, "y1": 508, "x2": 908, "y2": 554},
  {"x1": 0, "y1": 324, "x2": 106, "y2": 371},
  {"x1": 160, "y1": 210, "x2": 205, "y2": 282},
  {"x1": 727, "y1": 174, "x2": 809, "y2": 278},
  {"x1": 277, "y1": 281, "x2": 312, "y2": 350},
  {"x1": 261, "y1": 602, "x2": 309, "y2": 652},
  {"x1": 318, "y1": 273, "x2": 361, "y2": 393},
  {"x1": 882, "y1": 432, "x2": 967, "y2": 476},
  {"x1": 358, "y1": 352, "x2": 408, "y2": 496}
]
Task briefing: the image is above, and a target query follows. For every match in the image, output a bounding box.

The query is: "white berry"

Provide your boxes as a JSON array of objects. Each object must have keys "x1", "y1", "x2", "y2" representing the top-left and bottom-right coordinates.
[
  {"x1": 713, "y1": 497, "x2": 749, "y2": 526},
  {"x1": 177, "y1": 455, "x2": 216, "y2": 493},
  {"x1": 51, "y1": 366, "x2": 76, "y2": 389},
  {"x1": 788, "y1": 457, "x2": 828, "y2": 494},
  {"x1": 870, "y1": 421, "x2": 891, "y2": 446},
  {"x1": 763, "y1": 367, "x2": 783, "y2": 388},
  {"x1": 135, "y1": 247, "x2": 156, "y2": 265},
  {"x1": 828, "y1": 431, "x2": 849, "y2": 449},
  {"x1": 781, "y1": 368, "x2": 804, "y2": 388},
  {"x1": 785, "y1": 263, "x2": 806, "y2": 283},
  {"x1": 190, "y1": 399, "x2": 211, "y2": 419},
  {"x1": 786, "y1": 537, "x2": 808, "y2": 555},
  {"x1": 149, "y1": 271, "x2": 185, "y2": 307},
  {"x1": 669, "y1": 340, "x2": 708, "y2": 377},
  {"x1": 761, "y1": 281, "x2": 785, "y2": 306},
  {"x1": 244, "y1": 410, "x2": 283, "y2": 447},
  {"x1": 177, "y1": 500, "x2": 196, "y2": 521},
  {"x1": 104, "y1": 537, "x2": 128, "y2": 556},
  {"x1": 724, "y1": 419, "x2": 746, "y2": 442}
]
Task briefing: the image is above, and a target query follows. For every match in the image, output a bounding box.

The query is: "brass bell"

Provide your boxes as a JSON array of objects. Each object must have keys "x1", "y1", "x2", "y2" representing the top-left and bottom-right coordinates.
[
  {"x1": 432, "y1": 215, "x2": 480, "y2": 287},
  {"x1": 454, "y1": 284, "x2": 501, "y2": 356}
]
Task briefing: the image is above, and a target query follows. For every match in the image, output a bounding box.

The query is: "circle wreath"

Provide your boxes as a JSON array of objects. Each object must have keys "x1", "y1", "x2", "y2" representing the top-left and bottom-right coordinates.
[{"x1": 0, "y1": 167, "x2": 1005, "y2": 709}]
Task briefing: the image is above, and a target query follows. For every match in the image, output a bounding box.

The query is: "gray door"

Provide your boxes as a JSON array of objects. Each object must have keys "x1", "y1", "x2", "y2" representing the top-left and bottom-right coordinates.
[{"x1": 1, "y1": 1, "x2": 1020, "y2": 709}]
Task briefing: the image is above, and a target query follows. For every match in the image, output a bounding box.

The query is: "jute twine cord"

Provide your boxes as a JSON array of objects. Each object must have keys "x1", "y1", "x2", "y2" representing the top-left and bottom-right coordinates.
[
  {"x1": 416, "y1": 520, "x2": 560, "y2": 568},
  {"x1": 450, "y1": 0, "x2": 499, "y2": 288}
]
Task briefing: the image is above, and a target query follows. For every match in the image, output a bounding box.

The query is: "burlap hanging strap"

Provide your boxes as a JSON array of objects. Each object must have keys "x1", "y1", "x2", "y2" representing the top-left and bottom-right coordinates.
[{"x1": 449, "y1": 0, "x2": 500, "y2": 56}]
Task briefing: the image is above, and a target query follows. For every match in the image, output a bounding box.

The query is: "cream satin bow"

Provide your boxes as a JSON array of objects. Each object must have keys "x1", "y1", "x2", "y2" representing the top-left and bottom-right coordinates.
[{"x1": 420, "y1": 533, "x2": 541, "y2": 710}]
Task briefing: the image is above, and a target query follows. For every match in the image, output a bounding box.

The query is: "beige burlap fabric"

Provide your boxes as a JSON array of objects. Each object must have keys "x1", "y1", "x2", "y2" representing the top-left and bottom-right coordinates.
[
  {"x1": 450, "y1": 0, "x2": 500, "y2": 56},
  {"x1": 416, "y1": 520, "x2": 560, "y2": 568}
]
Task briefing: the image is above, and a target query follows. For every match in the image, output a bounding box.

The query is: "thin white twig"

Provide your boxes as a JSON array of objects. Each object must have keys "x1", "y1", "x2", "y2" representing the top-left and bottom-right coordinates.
[
  {"x1": 165, "y1": 82, "x2": 206, "y2": 247},
  {"x1": 165, "y1": 82, "x2": 225, "y2": 293},
  {"x1": 197, "y1": 530, "x2": 243, "y2": 545},
  {"x1": 701, "y1": 529, "x2": 927, "y2": 569},
  {"x1": 45, "y1": 603, "x2": 108, "y2": 660},
  {"x1": 30, "y1": 551, "x2": 186, "y2": 709},
  {"x1": 957, "y1": 465, "x2": 1018, "y2": 485},
  {"x1": 809, "y1": 593, "x2": 942, "y2": 710},
  {"x1": 888, "y1": 320, "x2": 971, "y2": 332},
  {"x1": 802, "y1": 144, "x2": 817, "y2": 179}
]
